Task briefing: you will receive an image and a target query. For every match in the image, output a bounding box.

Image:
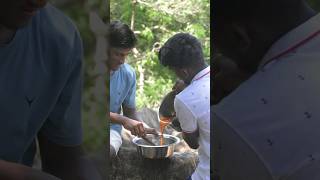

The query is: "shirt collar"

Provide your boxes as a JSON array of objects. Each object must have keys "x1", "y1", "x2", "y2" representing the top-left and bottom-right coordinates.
[
  {"x1": 110, "y1": 64, "x2": 124, "y2": 76},
  {"x1": 258, "y1": 13, "x2": 320, "y2": 69},
  {"x1": 191, "y1": 66, "x2": 210, "y2": 83}
]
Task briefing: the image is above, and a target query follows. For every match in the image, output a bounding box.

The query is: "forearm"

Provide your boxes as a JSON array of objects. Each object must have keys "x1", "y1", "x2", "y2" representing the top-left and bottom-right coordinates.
[
  {"x1": 122, "y1": 106, "x2": 140, "y2": 121},
  {"x1": 182, "y1": 131, "x2": 199, "y2": 149},
  {"x1": 0, "y1": 159, "x2": 60, "y2": 180},
  {"x1": 38, "y1": 135, "x2": 101, "y2": 180},
  {"x1": 42, "y1": 155, "x2": 101, "y2": 180},
  {"x1": 110, "y1": 112, "x2": 129, "y2": 125},
  {"x1": 124, "y1": 110, "x2": 139, "y2": 121}
]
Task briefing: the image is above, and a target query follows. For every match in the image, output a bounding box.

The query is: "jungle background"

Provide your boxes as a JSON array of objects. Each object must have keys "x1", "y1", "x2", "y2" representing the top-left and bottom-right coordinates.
[{"x1": 110, "y1": 0, "x2": 210, "y2": 110}]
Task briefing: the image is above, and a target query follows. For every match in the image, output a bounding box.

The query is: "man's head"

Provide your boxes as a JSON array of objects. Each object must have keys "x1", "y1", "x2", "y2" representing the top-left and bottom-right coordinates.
[
  {"x1": 159, "y1": 33, "x2": 206, "y2": 84},
  {"x1": 213, "y1": 0, "x2": 311, "y2": 73},
  {"x1": 108, "y1": 21, "x2": 137, "y2": 71},
  {"x1": 0, "y1": 0, "x2": 47, "y2": 29}
]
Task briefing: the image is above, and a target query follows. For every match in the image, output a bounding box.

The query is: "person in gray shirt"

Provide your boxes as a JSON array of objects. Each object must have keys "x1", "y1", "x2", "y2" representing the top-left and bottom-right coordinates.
[{"x1": 0, "y1": 1, "x2": 101, "y2": 179}]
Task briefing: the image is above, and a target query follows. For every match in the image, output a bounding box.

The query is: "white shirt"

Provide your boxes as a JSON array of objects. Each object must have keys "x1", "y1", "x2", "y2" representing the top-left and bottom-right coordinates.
[
  {"x1": 175, "y1": 66, "x2": 210, "y2": 180},
  {"x1": 213, "y1": 14, "x2": 320, "y2": 180}
]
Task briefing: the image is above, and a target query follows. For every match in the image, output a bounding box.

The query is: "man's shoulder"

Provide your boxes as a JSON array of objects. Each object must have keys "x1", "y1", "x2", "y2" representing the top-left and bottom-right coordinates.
[
  {"x1": 176, "y1": 78, "x2": 210, "y2": 103},
  {"x1": 40, "y1": 4, "x2": 78, "y2": 32},
  {"x1": 216, "y1": 53, "x2": 320, "y2": 117},
  {"x1": 119, "y1": 63, "x2": 136, "y2": 80},
  {"x1": 175, "y1": 82, "x2": 210, "y2": 117},
  {"x1": 35, "y1": 4, "x2": 80, "y2": 44}
]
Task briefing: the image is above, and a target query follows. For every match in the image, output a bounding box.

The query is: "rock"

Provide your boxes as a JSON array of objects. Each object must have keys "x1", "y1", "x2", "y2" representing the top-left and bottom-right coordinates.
[
  {"x1": 111, "y1": 148, "x2": 198, "y2": 180},
  {"x1": 110, "y1": 108, "x2": 199, "y2": 180}
]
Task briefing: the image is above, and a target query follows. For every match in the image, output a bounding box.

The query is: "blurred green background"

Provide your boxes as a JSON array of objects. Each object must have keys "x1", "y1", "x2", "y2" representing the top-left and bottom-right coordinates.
[
  {"x1": 111, "y1": 0, "x2": 210, "y2": 110},
  {"x1": 51, "y1": 0, "x2": 108, "y2": 153}
]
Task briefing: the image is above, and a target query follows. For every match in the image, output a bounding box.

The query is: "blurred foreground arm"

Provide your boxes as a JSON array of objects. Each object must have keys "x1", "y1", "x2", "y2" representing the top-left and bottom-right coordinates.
[
  {"x1": 38, "y1": 134, "x2": 102, "y2": 180},
  {"x1": 0, "y1": 159, "x2": 61, "y2": 180}
]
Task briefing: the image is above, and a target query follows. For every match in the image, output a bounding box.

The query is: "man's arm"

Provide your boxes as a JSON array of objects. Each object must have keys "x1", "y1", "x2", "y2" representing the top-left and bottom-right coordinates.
[
  {"x1": 122, "y1": 106, "x2": 158, "y2": 136},
  {"x1": 110, "y1": 111, "x2": 145, "y2": 136},
  {"x1": 182, "y1": 130, "x2": 199, "y2": 149},
  {"x1": 38, "y1": 134, "x2": 102, "y2": 180},
  {"x1": 0, "y1": 159, "x2": 61, "y2": 180},
  {"x1": 122, "y1": 106, "x2": 145, "y2": 136},
  {"x1": 174, "y1": 97, "x2": 200, "y2": 149},
  {"x1": 122, "y1": 105, "x2": 139, "y2": 121}
]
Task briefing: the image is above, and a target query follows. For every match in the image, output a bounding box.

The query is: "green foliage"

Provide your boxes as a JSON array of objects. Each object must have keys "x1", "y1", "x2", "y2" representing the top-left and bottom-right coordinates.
[
  {"x1": 111, "y1": 0, "x2": 210, "y2": 109},
  {"x1": 56, "y1": 1, "x2": 107, "y2": 153}
]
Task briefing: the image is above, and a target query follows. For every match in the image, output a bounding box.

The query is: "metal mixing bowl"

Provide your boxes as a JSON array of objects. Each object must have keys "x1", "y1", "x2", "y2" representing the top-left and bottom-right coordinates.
[{"x1": 132, "y1": 134, "x2": 180, "y2": 159}]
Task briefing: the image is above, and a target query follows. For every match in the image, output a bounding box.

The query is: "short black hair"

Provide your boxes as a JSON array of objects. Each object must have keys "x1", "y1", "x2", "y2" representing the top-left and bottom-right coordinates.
[
  {"x1": 213, "y1": 0, "x2": 302, "y2": 23},
  {"x1": 159, "y1": 33, "x2": 204, "y2": 68},
  {"x1": 108, "y1": 20, "x2": 137, "y2": 49}
]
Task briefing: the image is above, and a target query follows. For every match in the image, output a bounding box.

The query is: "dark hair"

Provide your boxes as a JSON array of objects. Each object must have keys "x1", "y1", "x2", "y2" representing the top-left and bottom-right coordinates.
[
  {"x1": 213, "y1": 0, "x2": 302, "y2": 24},
  {"x1": 158, "y1": 33, "x2": 204, "y2": 68},
  {"x1": 108, "y1": 20, "x2": 137, "y2": 49}
]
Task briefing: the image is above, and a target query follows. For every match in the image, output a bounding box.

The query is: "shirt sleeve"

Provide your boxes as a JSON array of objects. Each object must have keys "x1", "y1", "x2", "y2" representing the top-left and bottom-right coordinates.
[
  {"x1": 40, "y1": 30, "x2": 83, "y2": 146},
  {"x1": 123, "y1": 70, "x2": 136, "y2": 108},
  {"x1": 174, "y1": 96, "x2": 197, "y2": 133}
]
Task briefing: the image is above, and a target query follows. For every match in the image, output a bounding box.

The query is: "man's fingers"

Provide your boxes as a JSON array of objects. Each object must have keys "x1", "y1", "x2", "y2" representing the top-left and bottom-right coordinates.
[
  {"x1": 145, "y1": 128, "x2": 159, "y2": 135},
  {"x1": 151, "y1": 129, "x2": 159, "y2": 135},
  {"x1": 131, "y1": 130, "x2": 136, "y2": 136},
  {"x1": 133, "y1": 126, "x2": 140, "y2": 136},
  {"x1": 138, "y1": 123, "x2": 145, "y2": 137}
]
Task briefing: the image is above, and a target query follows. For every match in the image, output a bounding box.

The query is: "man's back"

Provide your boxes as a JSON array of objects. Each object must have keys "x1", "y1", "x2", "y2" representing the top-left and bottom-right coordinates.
[
  {"x1": 214, "y1": 14, "x2": 320, "y2": 180},
  {"x1": 175, "y1": 66, "x2": 210, "y2": 180}
]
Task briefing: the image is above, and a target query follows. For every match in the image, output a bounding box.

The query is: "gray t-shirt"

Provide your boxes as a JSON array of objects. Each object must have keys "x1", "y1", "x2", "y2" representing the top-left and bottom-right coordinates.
[{"x1": 0, "y1": 4, "x2": 83, "y2": 166}]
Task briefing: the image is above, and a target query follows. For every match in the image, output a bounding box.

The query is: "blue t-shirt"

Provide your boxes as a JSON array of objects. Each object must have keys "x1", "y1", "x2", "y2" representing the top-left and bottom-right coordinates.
[
  {"x1": 0, "y1": 4, "x2": 83, "y2": 166},
  {"x1": 110, "y1": 63, "x2": 136, "y2": 134}
]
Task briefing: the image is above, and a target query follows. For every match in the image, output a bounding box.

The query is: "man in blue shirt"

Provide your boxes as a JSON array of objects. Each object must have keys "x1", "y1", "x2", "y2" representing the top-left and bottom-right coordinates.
[
  {"x1": 108, "y1": 21, "x2": 156, "y2": 158},
  {"x1": 0, "y1": 1, "x2": 101, "y2": 179}
]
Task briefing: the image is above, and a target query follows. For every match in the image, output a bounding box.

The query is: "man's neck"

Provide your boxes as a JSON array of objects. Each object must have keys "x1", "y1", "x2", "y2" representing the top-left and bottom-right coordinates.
[
  {"x1": 0, "y1": 25, "x2": 16, "y2": 45},
  {"x1": 250, "y1": 2, "x2": 317, "y2": 74},
  {"x1": 188, "y1": 63, "x2": 208, "y2": 83}
]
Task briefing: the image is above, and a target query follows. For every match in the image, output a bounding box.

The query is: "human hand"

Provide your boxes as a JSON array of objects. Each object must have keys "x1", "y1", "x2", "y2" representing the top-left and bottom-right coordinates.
[
  {"x1": 123, "y1": 119, "x2": 146, "y2": 137},
  {"x1": 145, "y1": 128, "x2": 159, "y2": 136}
]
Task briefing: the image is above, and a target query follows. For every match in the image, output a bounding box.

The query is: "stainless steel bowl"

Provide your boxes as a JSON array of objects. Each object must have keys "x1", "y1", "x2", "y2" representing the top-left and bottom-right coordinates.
[{"x1": 132, "y1": 134, "x2": 180, "y2": 159}]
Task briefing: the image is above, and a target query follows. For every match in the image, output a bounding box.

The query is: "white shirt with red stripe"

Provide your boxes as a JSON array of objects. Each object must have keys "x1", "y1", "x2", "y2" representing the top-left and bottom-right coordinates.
[
  {"x1": 213, "y1": 14, "x2": 320, "y2": 180},
  {"x1": 174, "y1": 66, "x2": 210, "y2": 180}
]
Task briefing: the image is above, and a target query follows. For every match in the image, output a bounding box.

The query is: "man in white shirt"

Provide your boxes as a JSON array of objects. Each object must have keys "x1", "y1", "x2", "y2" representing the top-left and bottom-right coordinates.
[
  {"x1": 213, "y1": 0, "x2": 320, "y2": 179},
  {"x1": 159, "y1": 33, "x2": 210, "y2": 180}
]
